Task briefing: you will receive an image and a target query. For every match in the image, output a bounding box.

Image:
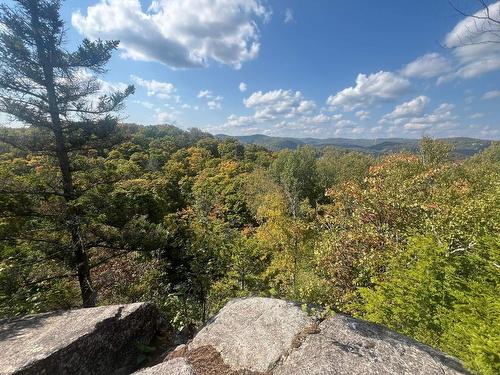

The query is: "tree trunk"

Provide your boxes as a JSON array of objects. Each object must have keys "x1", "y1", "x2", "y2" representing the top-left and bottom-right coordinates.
[
  {"x1": 71, "y1": 221, "x2": 96, "y2": 307},
  {"x1": 52, "y1": 127, "x2": 95, "y2": 307},
  {"x1": 52, "y1": 128, "x2": 95, "y2": 307}
]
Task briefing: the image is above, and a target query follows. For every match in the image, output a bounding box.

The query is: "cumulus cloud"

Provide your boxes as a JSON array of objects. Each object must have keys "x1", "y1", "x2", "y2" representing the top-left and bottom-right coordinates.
[
  {"x1": 131, "y1": 75, "x2": 175, "y2": 99},
  {"x1": 72, "y1": 0, "x2": 270, "y2": 69},
  {"x1": 155, "y1": 109, "x2": 176, "y2": 123},
  {"x1": 197, "y1": 89, "x2": 223, "y2": 110},
  {"x1": 272, "y1": 115, "x2": 356, "y2": 136},
  {"x1": 442, "y1": 1, "x2": 500, "y2": 80},
  {"x1": 306, "y1": 113, "x2": 342, "y2": 124},
  {"x1": 198, "y1": 90, "x2": 212, "y2": 99},
  {"x1": 380, "y1": 96, "x2": 430, "y2": 123},
  {"x1": 219, "y1": 91, "x2": 469, "y2": 137},
  {"x1": 326, "y1": 71, "x2": 410, "y2": 111},
  {"x1": 244, "y1": 89, "x2": 316, "y2": 120},
  {"x1": 401, "y1": 53, "x2": 452, "y2": 79},
  {"x1": 207, "y1": 100, "x2": 222, "y2": 110},
  {"x1": 392, "y1": 103, "x2": 457, "y2": 132},
  {"x1": 97, "y1": 79, "x2": 129, "y2": 94},
  {"x1": 220, "y1": 89, "x2": 362, "y2": 137},
  {"x1": 355, "y1": 110, "x2": 370, "y2": 120},
  {"x1": 65, "y1": 69, "x2": 130, "y2": 113},
  {"x1": 223, "y1": 89, "x2": 322, "y2": 130},
  {"x1": 482, "y1": 90, "x2": 500, "y2": 99},
  {"x1": 439, "y1": 58, "x2": 500, "y2": 84},
  {"x1": 239, "y1": 82, "x2": 248, "y2": 92},
  {"x1": 224, "y1": 114, "x2": 255, "y2": 128},
  {"x1": 71, "y1": 68, "x2": 130, "y2": 96}
]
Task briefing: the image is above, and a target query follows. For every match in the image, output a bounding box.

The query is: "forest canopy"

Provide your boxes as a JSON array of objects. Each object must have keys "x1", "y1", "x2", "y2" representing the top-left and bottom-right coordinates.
[{"x1": 1, "y1": 124, "x2": 499, "y2": 374}]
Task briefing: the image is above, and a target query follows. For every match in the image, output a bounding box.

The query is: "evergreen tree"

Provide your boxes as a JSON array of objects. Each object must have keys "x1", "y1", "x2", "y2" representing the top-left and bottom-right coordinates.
[{"x1": 0, "y1": 0, "x2": 133, "y2": 307}]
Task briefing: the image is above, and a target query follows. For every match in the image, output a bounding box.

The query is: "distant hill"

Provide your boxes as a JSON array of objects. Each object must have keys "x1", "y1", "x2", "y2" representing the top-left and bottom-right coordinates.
[{"x1": 216, "y1": 134, "x2": 492, "y2": 158}]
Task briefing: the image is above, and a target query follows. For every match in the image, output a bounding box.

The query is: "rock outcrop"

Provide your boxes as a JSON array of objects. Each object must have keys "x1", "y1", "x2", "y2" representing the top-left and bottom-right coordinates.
[
  {"x1": 139, "y1": 297, "x2": 469, "y2": 375},
  {"x1": 0, "y1": 298, "x2": 470, "y2": 374},
  {"x1": 274, "y1": 314, "x2": 467, "y2": 375},
  {"x1": 0, "y1": 302, "x2": 161, "y2": 375},
  {"x1": 189, "y1": 298, "x2": 311, "y2": 372},
  {"x1": 134, "y1": 358, "x2": 194, "y2": 375}
]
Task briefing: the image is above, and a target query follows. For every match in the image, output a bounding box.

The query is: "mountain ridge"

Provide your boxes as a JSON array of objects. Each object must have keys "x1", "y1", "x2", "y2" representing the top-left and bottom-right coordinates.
[{"x1": 215, "y1": 134, "x2": 492, "y2": 157}]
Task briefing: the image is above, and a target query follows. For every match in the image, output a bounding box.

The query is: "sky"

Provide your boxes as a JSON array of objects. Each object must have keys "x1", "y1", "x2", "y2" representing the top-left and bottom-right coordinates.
[{"x1": 6, "y1": 0, "x2": 500, "y2": 139}]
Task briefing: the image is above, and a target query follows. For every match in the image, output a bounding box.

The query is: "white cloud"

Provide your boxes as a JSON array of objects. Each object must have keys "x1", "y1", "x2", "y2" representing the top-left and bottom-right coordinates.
[
  {"x1": 198, "y1": 89, "x2": 223, "y2": 109},
  {"x1": 155, "y1": 109, "x2": 175, "y2": 123},
  {"x1": 482, "y1": 90, "x2": 500, "y2": 99},
  {"x1": 439, "y1": 58, "x2": 500, "y2": 83},
  {"x1": 134, "y1": 100, "x2": 154, "y2": 109},
  {"x1": 380, "y1": 95, "x2": 429, "y2": 123},
  {"x1": 239, "y1": 82, "x2": 248, "y2": 92},
  {"x1": 221, "y1": 89, "x2": 363, "y2": 137},
  {"x1": 284, "y1": 8, "x2": 294, "y2": 24},
  {"x1": 401, "y1": 53, "x2": 452, "y2": 79},
  {"x1": 71, "y1": 69, "x2": 129, "y2": 96},
  {"x1": 67, "y1": 69, "x2": 130, "y2": 112},
  {"x1": 244, "y1": 89, "x2": 316, "y2": 120},
  {"x1": 443, "y1": 1, "x2": 500, "y2": 80},
  {"x1": 326, "y1": 71, "x2": 410, "y2": 111},
  {"x1": 309, "y1": 113, "x2": 330, "y2": 123},
  {"x1": 473, "y1": 124, "x2": 500, "y2": 138},
  {"x1": 98, "y1": 79, "x2": 129, "y2": 94},
  {"x1": 72, "y1": 0, "x2": 270, "y2": 69},
  {"x1": 469, "y1": 112, "x2": 484, "y2": 119},
  {"x1": 223, "y1": 89, "x2": 320, "y2": 130},
  {"x1": 355, "y1": 110, "x2": 370, "y2": 120},
  {"x1": 198, "y1": 90, "x2": 212, "y2": 99},
  {"x1": 398, "y1": 103, "x2": 456, "y2": 132},
  {"x1": 336, "y1": 119, "x2": 356, "y2": 128},
  {"x1": 207, "y1": 100, "x2": 222, "y2": 110},
  {"x1": 131, "y1": 75, "x2": 175, "y2": 99},
  {"x1": 0, "y1": 112, "x2": 23, "y2": 128}
]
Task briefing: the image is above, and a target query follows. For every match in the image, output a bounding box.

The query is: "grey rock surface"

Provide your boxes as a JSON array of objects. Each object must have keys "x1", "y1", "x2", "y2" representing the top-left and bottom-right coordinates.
[
  {"x1": 189, "y1": 297, "x2": 313, "y2": 373},
  {"x1": 0, "y1": 302, "x2": 161, "y2": 375},
  {"x1": 0, "y1": 298, "x2": 470, "y2": 375},
  {"x1": 274, "y1": 314, "x2": 469, "y2": 375},
  {"x1": 133, "y1": 358, "x2": 194, "y2": 375}
]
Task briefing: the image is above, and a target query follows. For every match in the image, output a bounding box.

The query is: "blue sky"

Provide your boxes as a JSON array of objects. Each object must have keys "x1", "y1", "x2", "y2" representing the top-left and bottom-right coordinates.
[{"x1": 14, "y1": 1, "x2": 500, "y2": 138}]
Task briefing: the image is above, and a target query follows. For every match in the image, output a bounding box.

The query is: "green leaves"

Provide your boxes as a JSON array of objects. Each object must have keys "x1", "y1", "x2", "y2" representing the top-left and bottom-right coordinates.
[
  {"x1": 71, "y1": 39, "x2": 120, "y2": 73},
  {"x1": 356, "y1": 235, "x2": 499, "y2": 374}
]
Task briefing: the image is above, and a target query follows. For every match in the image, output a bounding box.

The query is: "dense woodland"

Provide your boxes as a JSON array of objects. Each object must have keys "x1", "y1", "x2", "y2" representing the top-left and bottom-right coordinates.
[
  {"x1": 1, "y1": 126, "x2": 499, "y2": 374},
  {"x1": 0, "y1": 1, "x2": 498, "y2": 375}
]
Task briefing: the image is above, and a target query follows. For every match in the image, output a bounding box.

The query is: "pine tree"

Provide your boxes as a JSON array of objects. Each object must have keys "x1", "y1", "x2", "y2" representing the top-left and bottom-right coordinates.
[{"x1": 0, "y1": 0, "x2": 134, "y2": 307}]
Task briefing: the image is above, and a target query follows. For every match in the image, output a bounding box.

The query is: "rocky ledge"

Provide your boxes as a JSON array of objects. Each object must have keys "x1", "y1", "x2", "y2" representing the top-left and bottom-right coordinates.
[
  {"x1": 136, "y1": 297, "x2": 469, "y2": 375},
  {"x1": 0, "y1": 303, "x2": 162, "y2": 375},
  {"x1": 0, "y1": 298, "x2": 469, "y2": 375}
]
